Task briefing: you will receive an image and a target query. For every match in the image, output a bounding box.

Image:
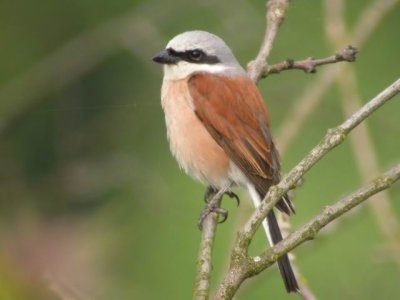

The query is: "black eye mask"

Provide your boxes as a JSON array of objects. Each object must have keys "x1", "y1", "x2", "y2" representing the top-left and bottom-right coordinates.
[{"x1": 167, "y1": 48, "x2": 220, "y2": 64}]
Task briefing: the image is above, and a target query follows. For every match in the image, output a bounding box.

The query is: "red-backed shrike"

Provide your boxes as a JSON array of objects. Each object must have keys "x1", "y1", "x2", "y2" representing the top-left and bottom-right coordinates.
[{"x1": 153, "y1": 31, "x2": 298, "y2": 293}]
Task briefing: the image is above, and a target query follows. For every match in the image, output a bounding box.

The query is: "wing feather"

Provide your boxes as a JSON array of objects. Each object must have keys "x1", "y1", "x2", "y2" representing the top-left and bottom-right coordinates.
[{"x1": 188, "y1": 73, "x2": 294, "y2": 214}]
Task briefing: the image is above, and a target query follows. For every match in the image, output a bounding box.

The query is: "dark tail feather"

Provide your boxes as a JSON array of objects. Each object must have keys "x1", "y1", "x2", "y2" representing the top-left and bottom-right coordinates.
[{"x1": 266, "y1": 210, "x2": 299, "y2": 293}]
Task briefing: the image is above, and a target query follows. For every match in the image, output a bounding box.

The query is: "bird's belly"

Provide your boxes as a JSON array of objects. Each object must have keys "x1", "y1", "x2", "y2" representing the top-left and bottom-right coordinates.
[{"x1": 161, "y1": 79, "x2": 230, "y2": 187}]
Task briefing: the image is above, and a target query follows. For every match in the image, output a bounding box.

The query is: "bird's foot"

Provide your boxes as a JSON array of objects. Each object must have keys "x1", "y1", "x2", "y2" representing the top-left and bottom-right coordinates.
[{"x1": 198, "y1": 186, "x2": 240, "y2": 230}]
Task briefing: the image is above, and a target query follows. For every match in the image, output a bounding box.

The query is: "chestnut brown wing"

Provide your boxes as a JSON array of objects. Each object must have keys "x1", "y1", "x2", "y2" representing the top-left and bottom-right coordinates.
[{"x1": 188, "y1": 73, "x2": 293, "y2": 214}]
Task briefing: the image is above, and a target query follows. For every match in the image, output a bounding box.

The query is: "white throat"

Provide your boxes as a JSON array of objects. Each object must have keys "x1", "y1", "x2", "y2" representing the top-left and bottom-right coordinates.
[{"x1": 163, "y1": 61, "x2": 230, "y2": 80}]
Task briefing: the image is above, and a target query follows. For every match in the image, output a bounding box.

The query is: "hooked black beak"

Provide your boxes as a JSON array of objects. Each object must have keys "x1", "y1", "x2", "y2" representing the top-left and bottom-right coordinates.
[{"x1": 152, "y1": 50, "x2": 179, "y2": 65}]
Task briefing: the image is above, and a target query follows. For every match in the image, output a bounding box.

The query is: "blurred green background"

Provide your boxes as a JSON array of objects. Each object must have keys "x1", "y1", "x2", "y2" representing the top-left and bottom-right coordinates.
[{"x1": 0, "y1": 0, "x2": 399, "y2": 299}]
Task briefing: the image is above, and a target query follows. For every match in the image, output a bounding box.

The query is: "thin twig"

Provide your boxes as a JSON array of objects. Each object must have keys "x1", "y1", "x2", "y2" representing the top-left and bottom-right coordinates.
[
  {"x1": 214, "y1": 79, "x2": 400, "y2": 299},
  {"x1": 264, "y1": 45, "x2": 357, "y2": 76},
  {"x1": 325, "y1": 0, "x2": 400, "y2": 268},
  {"x1": 247, "y1": 0, "x2": 289, "y2": 83}
]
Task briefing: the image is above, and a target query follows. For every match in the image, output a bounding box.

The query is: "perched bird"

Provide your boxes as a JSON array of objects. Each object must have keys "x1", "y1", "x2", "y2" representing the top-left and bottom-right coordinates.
[{"x1": 153, "y1": 30, "x2": 298, "y2": 293}]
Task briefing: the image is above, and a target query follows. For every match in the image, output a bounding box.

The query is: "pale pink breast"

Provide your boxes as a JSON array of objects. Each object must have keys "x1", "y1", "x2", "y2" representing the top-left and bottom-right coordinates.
[{"x1": 161, "y1": 79, "x2": 230, "y2": 187}]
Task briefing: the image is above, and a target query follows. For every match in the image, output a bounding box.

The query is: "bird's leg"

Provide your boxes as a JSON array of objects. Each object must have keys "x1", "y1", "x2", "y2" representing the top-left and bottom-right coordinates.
[
  {"x1": 203, "y1": 186, "x2": 218, "y2": 203},
  {"x1": 203, "y1": 186, "x2": 240, "y2": 206},
  {"x1": 198, "y1": 185, "x2": 240, "y2": 230},
  {"x1": 198, "y1": 186, "x2": 228, "y2": 230}
]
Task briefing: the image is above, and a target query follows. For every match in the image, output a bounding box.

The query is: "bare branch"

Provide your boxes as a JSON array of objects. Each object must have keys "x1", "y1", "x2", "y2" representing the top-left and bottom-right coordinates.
[
  {"x1": 247, "y1": 0, "x2": 289, "y2": 83},
  {"x1": 264, "y1": 45, "x2": 357, "y2": 76}
]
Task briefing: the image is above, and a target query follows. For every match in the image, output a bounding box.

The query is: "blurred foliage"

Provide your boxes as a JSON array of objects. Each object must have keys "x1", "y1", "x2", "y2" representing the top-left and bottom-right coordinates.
[{"x1": 0, "y1": 0, "x2": 399, "y2": 299}]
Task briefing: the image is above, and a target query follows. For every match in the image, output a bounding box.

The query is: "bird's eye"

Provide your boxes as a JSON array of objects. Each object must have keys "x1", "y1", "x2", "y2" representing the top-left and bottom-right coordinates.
[{"x1": 188, "y1": 50, "x2": 203, "y2": 61}]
